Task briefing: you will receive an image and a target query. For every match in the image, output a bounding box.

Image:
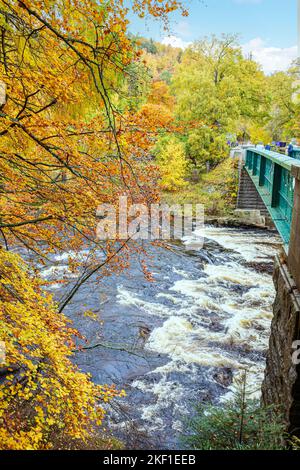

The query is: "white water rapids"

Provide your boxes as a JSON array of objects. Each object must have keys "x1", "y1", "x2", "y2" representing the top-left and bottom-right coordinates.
[
  {"x1": 41, "y1": 224, "x2": 282, "y2": 448},
  {"x1": 116, "y1": 226, "x2": 281, "y2": 435}
]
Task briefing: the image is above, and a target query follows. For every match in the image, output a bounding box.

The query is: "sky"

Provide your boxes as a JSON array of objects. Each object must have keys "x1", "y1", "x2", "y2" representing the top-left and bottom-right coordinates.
[{"x1": 127, "y1": 0, "x2": 298, "y2": 74}]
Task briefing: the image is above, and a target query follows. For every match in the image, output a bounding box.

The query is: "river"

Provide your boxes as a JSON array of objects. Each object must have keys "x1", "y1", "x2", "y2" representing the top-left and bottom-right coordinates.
[{"x1": 42, "y1": 225, "x2": 281, "y2": 449}]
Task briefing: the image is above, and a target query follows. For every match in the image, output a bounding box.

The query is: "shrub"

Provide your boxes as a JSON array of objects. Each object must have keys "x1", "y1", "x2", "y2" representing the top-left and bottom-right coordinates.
[{"x1": 182, "y1": 371, "x2": 285, "y2": 450}]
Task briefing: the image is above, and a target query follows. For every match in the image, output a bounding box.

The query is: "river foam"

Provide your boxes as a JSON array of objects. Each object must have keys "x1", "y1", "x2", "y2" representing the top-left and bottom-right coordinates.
[
  {"x1": 120, "y1": 226, "x2": 281, "y2": 436},
  {"x1": 40, "y1": 224, "x2": 281, "y2": 448}
]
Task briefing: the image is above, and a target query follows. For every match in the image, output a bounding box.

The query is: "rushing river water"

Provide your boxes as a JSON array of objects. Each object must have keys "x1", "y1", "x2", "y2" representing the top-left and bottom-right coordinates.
[{"x1": 42, "y1": 225, "x2": 281, "y2": 449}]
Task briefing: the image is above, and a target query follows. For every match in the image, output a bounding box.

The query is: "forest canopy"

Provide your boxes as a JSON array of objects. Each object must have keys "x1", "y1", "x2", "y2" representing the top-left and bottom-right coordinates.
[{"x1": 140, "y1": 34, "x2": 299, "y2": 181}]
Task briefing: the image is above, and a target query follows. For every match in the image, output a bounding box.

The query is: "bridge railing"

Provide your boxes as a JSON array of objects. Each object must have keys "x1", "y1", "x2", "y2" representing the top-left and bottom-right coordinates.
[{"x1": 244, "y1": 148, "x2": 300, "y2": 244}]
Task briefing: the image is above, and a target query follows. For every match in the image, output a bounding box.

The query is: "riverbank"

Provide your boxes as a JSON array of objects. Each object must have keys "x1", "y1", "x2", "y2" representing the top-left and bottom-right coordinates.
[
  {"x1": 161, "y1": 158, "x2": 239, "y2": 217},
  {"x1": 162, "y1": 157, "x2": 277, "y2": 232}
]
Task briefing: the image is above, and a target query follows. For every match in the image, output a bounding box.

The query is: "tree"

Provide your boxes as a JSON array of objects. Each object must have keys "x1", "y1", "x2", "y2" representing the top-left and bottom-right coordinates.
[
  {"x1": 172, "y1": 35, "x2": 269, "y2": 171},
  {"x1": 140, "y1": 38, "x2": 158, "y2": 55},
  {"x1": 182, "y1": 372, "x2": 285, "y2": 450},
  {"x1": 142, "y1": 41, "x2": 182, "y2": 82},
  {"x1": 0, "y1": 249, "x2": 123, "y2": 450},
  {"x1": 266, "y1": 70, "x2": 299, "y2": 141},
  {"x1": 249, "y1": 124, "x2": 272, "y2": 145},
  {"x1": 147, "y1": 80, "x2": 175, "y2": 109},
  {"x1": 0, "y1": 0, "x2": 187, "y2": 449},
  {"x1": 155, "y1": 136, "x2": 187, "y2": 191}
]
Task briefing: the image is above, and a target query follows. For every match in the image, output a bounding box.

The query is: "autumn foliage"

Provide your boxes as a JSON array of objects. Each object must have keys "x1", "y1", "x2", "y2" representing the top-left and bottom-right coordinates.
[
  {"x1": 0, "y1": 250, "x2": 123, "y2": 449},
  {"x1": 0, "y1": 0, "x2": 185, "y2": 450}
]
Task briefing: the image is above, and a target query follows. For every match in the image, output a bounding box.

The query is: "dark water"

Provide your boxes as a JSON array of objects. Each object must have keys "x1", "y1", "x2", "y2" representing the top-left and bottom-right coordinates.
[{"x1": 41, "y1": 226, "x2": 281, "y2": 449}]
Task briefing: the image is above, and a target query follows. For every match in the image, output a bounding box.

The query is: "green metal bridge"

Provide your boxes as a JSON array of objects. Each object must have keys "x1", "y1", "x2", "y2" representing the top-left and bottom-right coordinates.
[
  {"x1": 244, "y1": 148, "x2": 300, "y2": 245},
  {"x1": 242, "y1": 145, "x2": 300, "y2": 438}
]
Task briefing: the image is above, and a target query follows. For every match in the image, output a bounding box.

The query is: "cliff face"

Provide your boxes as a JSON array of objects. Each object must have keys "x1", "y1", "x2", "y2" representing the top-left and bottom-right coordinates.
[{"x1": 262, "y1": 255, "x2": 300, "y2": 434}]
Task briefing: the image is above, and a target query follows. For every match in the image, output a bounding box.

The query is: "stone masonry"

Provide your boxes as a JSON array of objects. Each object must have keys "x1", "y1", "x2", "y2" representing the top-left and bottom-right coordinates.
[{"x1": 262, "y1": 256, "x2": 300, "y2": 433}]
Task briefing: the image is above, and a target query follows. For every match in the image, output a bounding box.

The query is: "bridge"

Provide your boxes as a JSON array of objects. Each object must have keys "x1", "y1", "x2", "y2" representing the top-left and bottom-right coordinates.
[
  {"x1": 237, "y1": 147, "x2": 300, "y2": 436},
  {"x1": 238, "y1": 148, "x2": 300, "y2": 245}
]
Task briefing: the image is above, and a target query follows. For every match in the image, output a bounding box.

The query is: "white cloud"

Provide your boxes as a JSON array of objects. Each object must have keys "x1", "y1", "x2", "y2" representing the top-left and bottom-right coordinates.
[
  {"x1": 161, "y1": 35, "x2": 192, "y2": 49},
  {"x1": 242, "y1": 37, "x2": 298, "y2": 74}
]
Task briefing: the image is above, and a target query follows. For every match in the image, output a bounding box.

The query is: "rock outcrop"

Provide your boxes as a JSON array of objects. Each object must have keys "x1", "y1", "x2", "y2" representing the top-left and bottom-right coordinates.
[{"x1": 262, "y1": 255, "x2": 300, "y2": 434}]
